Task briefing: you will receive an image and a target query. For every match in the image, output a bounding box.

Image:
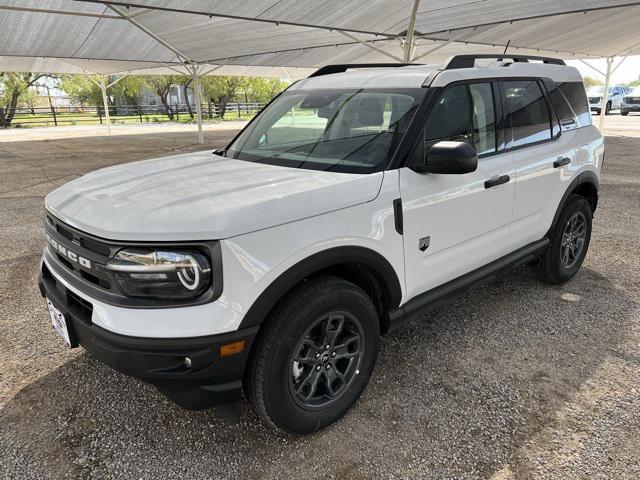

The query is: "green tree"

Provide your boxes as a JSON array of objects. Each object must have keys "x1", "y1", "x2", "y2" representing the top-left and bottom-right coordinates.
[
  {"x1": 201, "y1": 76, "x2": 247, "y2": 118},
  {"x1": 60, "y1": 74, "x2": 145, "y2": 106},
  {"x1": 0, "y1": 72, "x2": 46, "y2": 127},
  {"x1": 20, "y1": 87, "x2": 40, "y2": 114},
  {"x1": 244, "y1": 77, "x2": 289, "y2": 103},
  {"x1": 60, "y1": 75, "x2": 102, "y2": 105},
  {"x1": 582, "y1": 76, "x2": 602, "y2": 88},
  {"x1": 179, "y1": 75, "x2": 194, "y2": 119},
  {"x1": 144, "y1": 75, "x2": 179, "y2": 119}
]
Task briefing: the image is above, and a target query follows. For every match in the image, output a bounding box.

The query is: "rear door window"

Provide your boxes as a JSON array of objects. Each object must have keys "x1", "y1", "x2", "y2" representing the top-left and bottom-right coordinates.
[{"x1": 501, "y1": 80, "x2": 552, "y2": 148}]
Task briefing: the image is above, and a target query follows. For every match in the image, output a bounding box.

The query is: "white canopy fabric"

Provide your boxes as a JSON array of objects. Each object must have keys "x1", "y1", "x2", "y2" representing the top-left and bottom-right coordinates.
[
  {"x1": 2, "y1": 0, "x2": 638, "y2": 139},
  {"x1": 1, "y1": 0, "x2": 640, "y2": 75}
]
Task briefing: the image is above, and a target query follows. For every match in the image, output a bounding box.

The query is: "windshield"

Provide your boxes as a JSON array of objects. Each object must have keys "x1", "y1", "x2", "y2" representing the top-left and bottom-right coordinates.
[{"x1": 227, "y1": 88, "x2": 425, "y2": 173}]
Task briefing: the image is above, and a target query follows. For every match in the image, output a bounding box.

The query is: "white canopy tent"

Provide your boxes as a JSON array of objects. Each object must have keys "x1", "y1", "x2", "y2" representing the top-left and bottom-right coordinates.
[{"x1": 2, "y1": 0, "x2": 640, "y2": 140}]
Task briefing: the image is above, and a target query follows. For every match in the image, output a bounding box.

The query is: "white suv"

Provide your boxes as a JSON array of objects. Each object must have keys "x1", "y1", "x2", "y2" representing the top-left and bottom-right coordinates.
[
  {"x1": 587, "y1": 85, "x2": 628, "y2": 115},
  {"x1": 39, "y1": 55, "x2": 603, "y2": 434}
]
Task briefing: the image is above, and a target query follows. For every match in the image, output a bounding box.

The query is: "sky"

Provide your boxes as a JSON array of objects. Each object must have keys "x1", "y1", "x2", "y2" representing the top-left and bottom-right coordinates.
[{"x1": 567, "y1": 55, "x2": 640, "y2": 85}]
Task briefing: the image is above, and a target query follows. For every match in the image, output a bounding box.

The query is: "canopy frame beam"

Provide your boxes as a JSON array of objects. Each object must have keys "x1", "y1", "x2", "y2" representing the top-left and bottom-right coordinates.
[
  {"x1": 107, "y1": 4, "x2": 194, "y2": 64},
  {"x1": 411, "y1": 28, "x2": 477, "y2": 62},
  {"x1": 0, "y1": 5, "x2": 121, "y2": 19},
  {"x1": 79, "y1": 0, "x2": 397, "y2": 38},
  {"x1": 336, "y1": 31, "x2": 403, "y2": 62}
]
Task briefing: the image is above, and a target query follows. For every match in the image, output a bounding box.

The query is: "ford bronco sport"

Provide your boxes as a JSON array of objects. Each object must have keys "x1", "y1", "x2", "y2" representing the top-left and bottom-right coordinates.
[{"x1": 39, "y1": 54, "x2": 603, "y2": 434}]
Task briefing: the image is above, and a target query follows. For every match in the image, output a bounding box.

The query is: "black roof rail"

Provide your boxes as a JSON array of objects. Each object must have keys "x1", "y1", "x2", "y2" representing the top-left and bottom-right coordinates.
[
  {"x1": 308, "y1": 63, "x2": 420, "y2": 77},
  {"x1": 444, "y1": 54, "x2": 566, "y2": 70}
]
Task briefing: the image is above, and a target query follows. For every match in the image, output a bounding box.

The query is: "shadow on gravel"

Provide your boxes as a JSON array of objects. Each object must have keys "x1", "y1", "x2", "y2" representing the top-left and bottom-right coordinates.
[{"x1": 0, "y1": 265, "x2": 635, "y2": 479}]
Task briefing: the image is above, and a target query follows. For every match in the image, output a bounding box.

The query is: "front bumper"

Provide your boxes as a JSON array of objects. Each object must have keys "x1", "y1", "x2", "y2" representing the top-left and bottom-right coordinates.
[
  {"x1": 621, "y1": 104, "x2": 640, "y2": 112},
  {"x1": 38, "y1": 261, "x2": 259, "y2": 410}
]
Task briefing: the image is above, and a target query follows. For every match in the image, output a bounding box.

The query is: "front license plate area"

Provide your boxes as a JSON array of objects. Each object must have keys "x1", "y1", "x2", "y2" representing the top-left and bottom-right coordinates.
[{"x1": 46, "y1": 298, "x2": 78, "y2": 348}]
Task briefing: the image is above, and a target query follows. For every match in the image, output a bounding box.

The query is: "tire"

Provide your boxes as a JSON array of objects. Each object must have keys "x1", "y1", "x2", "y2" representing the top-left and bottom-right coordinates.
[
  {"x1": 621, "y1": 110, "x2": 629, "y2": 116},
  {"x1": 245, "y1": 275, "x2": 380, "y2": 434},
  {"x1": 534, "y1": 195, "x2": 592, "y2": 284},
  {"x1": 605, "y1": 102, "x2": 612, "y2": 115}
]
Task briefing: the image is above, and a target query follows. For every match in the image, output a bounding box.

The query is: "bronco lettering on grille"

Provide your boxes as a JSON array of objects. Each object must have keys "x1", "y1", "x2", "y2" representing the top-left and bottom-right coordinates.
[{"x1": 45, "y1": 233, "x2": 92, "y2": 269}]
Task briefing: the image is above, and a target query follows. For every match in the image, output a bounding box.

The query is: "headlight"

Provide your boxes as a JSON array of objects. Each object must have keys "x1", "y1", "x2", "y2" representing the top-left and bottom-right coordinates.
[{"x1": 106, "y1": 249, "x2": 211, "y2": 300}]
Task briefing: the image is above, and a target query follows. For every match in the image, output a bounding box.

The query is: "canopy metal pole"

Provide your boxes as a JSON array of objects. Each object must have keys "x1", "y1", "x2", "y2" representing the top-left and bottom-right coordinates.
[
  {"x1": 190, "y1": 65, "x2": 204, "y2": 144},
  {"x1": 598, "y1": 57, "x2": 613, "y2": 132},
  {"x1": 99, "y1": 76, "x2": 112, "y2": 134},
  {"x1": 403, "y1": 0, "x2": 421, "y2": 62}
]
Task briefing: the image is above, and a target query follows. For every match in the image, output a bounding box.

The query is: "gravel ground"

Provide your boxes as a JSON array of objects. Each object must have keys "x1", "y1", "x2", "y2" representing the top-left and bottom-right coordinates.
[{"x1": 0, "y1": 122, "x2": 639, "y2": 479}]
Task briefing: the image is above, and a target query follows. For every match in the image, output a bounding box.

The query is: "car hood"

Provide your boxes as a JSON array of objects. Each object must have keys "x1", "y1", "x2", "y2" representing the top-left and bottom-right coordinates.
[{"x1": 45, "y1": 151, "x2": 383, "y2": 241}]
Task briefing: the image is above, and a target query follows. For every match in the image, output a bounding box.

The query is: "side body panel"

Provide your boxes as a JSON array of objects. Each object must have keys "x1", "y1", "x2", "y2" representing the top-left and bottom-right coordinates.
[
  {"x1": 510, "y1": 125, "x2": 603, "y2": 249},
  {"x1": 399, "y1": 153, "x2": 515, "y2": 299}
]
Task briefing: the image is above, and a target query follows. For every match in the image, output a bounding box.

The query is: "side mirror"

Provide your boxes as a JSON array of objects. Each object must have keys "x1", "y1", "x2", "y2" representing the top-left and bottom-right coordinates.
[{"x1": 417, "y1": 140, "x2": 478, "y2": 174}]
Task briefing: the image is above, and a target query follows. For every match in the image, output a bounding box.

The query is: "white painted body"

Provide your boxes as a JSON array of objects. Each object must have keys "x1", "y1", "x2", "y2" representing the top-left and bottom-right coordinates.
[{"x1": 42, "y1": 60, "x2": 604, "y2": 338}]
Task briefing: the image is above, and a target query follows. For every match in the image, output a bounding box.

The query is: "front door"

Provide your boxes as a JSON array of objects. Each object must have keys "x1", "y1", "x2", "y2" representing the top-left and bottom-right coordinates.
[{"x1": 400, "y1": 81, "x2": 515, "y2": 300}]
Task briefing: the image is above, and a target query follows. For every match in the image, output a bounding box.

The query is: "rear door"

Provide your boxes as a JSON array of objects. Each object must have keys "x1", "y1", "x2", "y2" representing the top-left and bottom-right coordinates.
[
  {"x1": 399, "y1": 81, "x2": 516, "y2": 299},
  {"x1": 504, "y1": 79, "x2": 583, "y2": 248}
]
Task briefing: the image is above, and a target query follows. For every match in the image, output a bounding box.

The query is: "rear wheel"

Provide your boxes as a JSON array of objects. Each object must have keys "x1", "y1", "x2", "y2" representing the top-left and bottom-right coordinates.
[
  {"x1": 605, "y1": 101, "x2": 612, "y2": 115},
  {"x1": 534, "y1": 195, "x2": 592, "y2": 284},
  {"x1": 245, "y1": 276, "x2": 379, "y2": 434}
]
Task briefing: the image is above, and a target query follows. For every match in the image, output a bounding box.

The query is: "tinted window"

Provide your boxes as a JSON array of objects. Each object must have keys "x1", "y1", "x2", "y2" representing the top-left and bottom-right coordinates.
[
  {"x1": 547, "y1": 85, "x2": 576, "y2": 133},
  {"x1": 559, "y1": 82, "x2": 591, "y2": 127},
  {"x1": 502, "y1": 80, "x2": 552, "y2": 148},
  {"x1": 424, "y1": 83, "x2": 496, "y2": 155}
]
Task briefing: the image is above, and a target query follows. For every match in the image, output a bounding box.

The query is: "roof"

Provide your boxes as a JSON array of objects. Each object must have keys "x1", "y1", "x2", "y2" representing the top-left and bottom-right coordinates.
[
  {"x1": 292, "y1": 61, "x2": 584, "y2": 90},
  {"x1": 0, "y1": 1, "x2": 640, "y2": 76}
]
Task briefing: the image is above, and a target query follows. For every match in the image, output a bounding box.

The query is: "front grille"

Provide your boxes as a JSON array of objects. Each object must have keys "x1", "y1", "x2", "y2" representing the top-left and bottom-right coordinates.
[
  {"x1": 44, "y1": 214, "x2": 117, "y2": 294},
  {"x1": 42, "y1": 262, "x2": 93, "y2": 324},
  {"x1": 589, "y1": 96, "x2": 601, "y2": 104},
  {"x1": 625, "y1": 97, "x2": 640, "y2": 104}
]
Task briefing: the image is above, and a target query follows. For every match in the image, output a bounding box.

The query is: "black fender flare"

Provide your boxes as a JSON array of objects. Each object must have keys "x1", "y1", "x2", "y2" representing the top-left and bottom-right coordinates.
[
  {"x1": 238, "y1": 246, "x2": 403, "y2": 329},
  {"x1": 548, "y1": 170, "x2": 599, "y2": 235}
]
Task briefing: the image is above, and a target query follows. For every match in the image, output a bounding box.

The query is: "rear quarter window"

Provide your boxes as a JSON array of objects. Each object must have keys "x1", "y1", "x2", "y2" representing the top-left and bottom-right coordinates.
[{"x1": 558, "y1": 82, "x2": 591, "y2": 127}]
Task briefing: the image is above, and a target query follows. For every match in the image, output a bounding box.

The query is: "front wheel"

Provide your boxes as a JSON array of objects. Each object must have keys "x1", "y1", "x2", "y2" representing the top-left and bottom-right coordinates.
[
  {"x1": 621, "y1": 110, "x2": 629, "y2": 116},
  {"x1": 605, "y1": 102, "x2": 612, "y2": 115},
  {"x1": 534, "y1": 195, "x2": 592, "y2": 284},
  {"x1": 245, "y1": 276, "x2": 379, "y2": 434}
]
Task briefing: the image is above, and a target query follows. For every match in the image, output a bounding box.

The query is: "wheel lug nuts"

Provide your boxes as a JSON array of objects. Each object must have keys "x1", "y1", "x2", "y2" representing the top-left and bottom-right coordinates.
[
  {"x1": 325, "y1": 345, "x2": 330, "y2": 350},
  {"x1": 331, "y1": 352, "x2": 336, "y2": 357},
  {"x1": 325, "y1": 364, "x2": 331, "y2": 370},
  {"x1": 315, "y1": 353, "x2": 320, "y2": 359},
  {"x1": 316, "y1": 365, "x2": 321, "y2": 371}
]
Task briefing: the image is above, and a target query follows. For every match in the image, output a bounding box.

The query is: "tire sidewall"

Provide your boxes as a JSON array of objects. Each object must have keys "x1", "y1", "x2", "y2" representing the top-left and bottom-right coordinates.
[
  {"x1": 549, "y1": 196, "x2": 592, "y2": 282},
  {"x1": 261, "y1": 280, "x2": 379, "y2": 434}
]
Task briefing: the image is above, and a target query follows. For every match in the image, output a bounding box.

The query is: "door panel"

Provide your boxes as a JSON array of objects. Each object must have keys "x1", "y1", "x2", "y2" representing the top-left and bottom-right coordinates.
[
  {"x1": 400, "y1": 82, "x2": 515, "y2": 300},
  {"x1": 400, "y1": 157, "x2": 515, "y2": 299}
]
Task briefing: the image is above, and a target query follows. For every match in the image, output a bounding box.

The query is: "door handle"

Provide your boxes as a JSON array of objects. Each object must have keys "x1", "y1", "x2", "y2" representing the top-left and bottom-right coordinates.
[
  {"x1": 484, "y1": 174, "x2": 510, "y2": 189},
  {"x1": 553, "y1": 157, "x2": 571, "y2": 168}
]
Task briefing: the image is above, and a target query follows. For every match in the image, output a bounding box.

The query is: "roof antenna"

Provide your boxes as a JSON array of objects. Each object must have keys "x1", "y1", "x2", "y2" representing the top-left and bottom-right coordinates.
[{"x1": 502, "y1": 40, "x2": 511, "y2": 56}]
